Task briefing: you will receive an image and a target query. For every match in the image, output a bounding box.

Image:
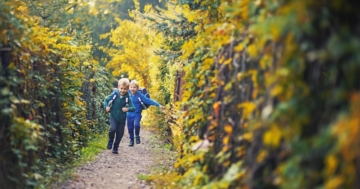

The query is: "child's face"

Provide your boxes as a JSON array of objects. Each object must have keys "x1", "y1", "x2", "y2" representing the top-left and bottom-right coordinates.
[
  {"x1": 129, "y1": 84, "x2": 138, "y2": 95},
  {"x1": 118, "y1": 84, "x2": 128, "y2": 96}
]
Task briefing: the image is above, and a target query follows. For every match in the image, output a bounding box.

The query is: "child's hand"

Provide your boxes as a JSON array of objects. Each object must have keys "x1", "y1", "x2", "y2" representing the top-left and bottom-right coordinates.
[
  {"x1": 159, "y1": 105, "x2": 165, "y2": 111},
  {"x1": 106, "y1": 107, "x2": 110, "y2": 112},
  {"x1": 122, "y1": 107, "x2": 128, "y2": 112}
]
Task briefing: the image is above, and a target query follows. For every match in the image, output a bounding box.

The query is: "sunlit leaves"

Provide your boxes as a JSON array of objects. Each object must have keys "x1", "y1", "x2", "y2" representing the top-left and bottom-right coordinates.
[
  {"x1": 145, "y1": 0, "x2": 360, "y2": 188},
  {"x1": 103, "y1": 18, "x2": 160, "y2": 87},
  {"x1": 1, "y1": 1, "x2": 111, "y2": 188},
  {"x1": 263, "y1": 124, "x2": 282, "y2": 148}
]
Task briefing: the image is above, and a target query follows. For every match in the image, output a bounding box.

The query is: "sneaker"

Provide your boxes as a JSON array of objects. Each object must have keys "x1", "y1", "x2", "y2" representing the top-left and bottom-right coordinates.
[
  {"x1": 112, "y1": 148, "x2": 118, "y2": 154},
  {"x1": 107, "y1": 140, "x2": 113, "y2": 150},
  {"x1": 135, "y1": 136, "x2": 141, "y2": 144},
  {"x1": 128, "y1": 140, "x2": 134, "y2": 147}
]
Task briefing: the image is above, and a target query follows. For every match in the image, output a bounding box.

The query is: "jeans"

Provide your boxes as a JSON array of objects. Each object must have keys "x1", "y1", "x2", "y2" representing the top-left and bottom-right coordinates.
[
  {"x1": 109, "y1": 118, "x2": 126, "y2": 149},
  {"x1": 126, "y1": 114, "x2": 142, "y2": 140}
]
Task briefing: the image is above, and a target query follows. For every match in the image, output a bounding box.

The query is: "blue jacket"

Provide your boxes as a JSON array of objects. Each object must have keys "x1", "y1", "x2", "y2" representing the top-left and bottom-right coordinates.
[
  {"x1": 103, "y1": 90, "x2": 135, "y2": 122},
  {"x1": 127, "y1": 90, "x2": 160, "y2": 117}
]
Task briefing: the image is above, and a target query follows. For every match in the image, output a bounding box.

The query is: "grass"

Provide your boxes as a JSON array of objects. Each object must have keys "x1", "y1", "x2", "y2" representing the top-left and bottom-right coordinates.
[
  {"x1": 50, "y1": 132, "x2": 108, "y2": 187},
  {"x1": 137, "y1": 174, "x2": 150, "y2": 180},
  {"x1": 146, "y1": 131, "x2": 177, "y2": 172},
  {"x1": 134, "y1": 127, "x2": 178, "y2": 185},
  {"x1": 75, "y1": 132, "x2": 108, "y2": 165}
]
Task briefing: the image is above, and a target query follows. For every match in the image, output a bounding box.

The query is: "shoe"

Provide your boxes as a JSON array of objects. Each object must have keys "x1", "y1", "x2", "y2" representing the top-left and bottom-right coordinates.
[
  {"x1": 107, "y1": 140, "x2": 113, "y2": 150},
  {"x1": 135, "y1": 136, "x2": 141, "y2": 144},
  {"x1": 112, "y1": 148, "x2": 118, "y2": 154},
  {"x1": 128, "y1": 140, "x2": 134, "y2": 147}
]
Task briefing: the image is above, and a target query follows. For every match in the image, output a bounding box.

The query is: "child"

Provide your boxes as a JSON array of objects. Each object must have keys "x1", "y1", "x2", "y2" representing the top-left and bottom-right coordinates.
[
  {"x1": 127, "y1": 80, "x2": 164, "y2": 146},
  {"x1": 104, "y1": 78, "x2": 135, "y2": 154}
]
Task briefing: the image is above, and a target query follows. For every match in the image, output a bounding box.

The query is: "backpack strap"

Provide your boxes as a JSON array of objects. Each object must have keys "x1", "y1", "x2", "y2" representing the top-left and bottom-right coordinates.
[
  {"x1": 107, "y1": 92, "x2": 117, "y2": 108},
  {"x1": 125, "y1": 97, "x2": 129, "y2": 107},
  {"x1": 138, "y1": 97, "x2": 147, "y2": 109}
]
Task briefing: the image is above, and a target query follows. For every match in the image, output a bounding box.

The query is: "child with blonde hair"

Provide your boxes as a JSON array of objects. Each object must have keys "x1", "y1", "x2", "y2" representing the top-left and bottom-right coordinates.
[
  {"x1": 104, "y1": 78, "x2": 135, "y2": 154},
  {"x1": 127, "y1": 80, "x2": 164, "y2": 146}
]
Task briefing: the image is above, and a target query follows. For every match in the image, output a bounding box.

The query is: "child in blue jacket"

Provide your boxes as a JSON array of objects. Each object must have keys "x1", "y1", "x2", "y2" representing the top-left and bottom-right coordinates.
[
  {"x1": 127, "y1": 80, "x2": 164, "y2": 146},
  {"x1": 104, "y1": 78, "x2": 135, "y2": 154}
]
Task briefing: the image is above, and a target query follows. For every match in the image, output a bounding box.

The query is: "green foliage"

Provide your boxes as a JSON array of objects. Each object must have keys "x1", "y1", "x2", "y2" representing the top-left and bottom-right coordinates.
[
  {"x1": 0, "y1": 0, "x2": 110, "y2": 188},
  {"x1": 137, "y1": 174, "x2": 150, "y2": 180},
  {"x1": 144, "y1": 0, "x2": 360, "y2": 188}
]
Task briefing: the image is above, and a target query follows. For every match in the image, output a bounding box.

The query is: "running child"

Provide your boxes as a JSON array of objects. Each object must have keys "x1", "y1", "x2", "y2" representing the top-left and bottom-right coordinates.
[
  {"x1": 127, "y1": 80, "x2": 164, "y2": 146},
  {"x1": 104, "y1": 78, "x2": 135, "y2": 154}
]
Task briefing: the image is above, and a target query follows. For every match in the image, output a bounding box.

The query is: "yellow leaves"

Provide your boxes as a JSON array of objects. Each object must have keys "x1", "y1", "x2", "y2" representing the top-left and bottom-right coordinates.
[
  {"x1": 181, "y1": 40, "x2": 196, "y2": 59},
  {"x1": 144, "y1": 4, "x2": 152, "y2": 13},
  {"x1": 324, "y1": 176, "x2": 344, "y2": 189},
  {"x1": 213, "y1": 101, "x2": 221, "y2": 118},
  {"x1": 271, "y1": 85, "x2": 283, "y2": 97},
  {"x1": 237, "y1": 102, "x2": 256, "y2": 117},
  {"x1": 247, "y1": 44, "x2": 258, "y2": 58},
  {"x1": 223, "y1": 136, "x2": 230, "y2": 145},
  {"x1": 17, "y1": 5, "x2": 27, "y2": 11},
  {"x1": 83, "y1": 61, "x2": 90, "y2": 66},
  {"x1": 183, "y1": 4, "x2": 197, "y2": 23},
  {"x1": 269, "y1": 23, "x2": 282, "y2": 41},
  {"x1": 223, "y1": 58, "x2": 232, "y2": 65},
  {"x1": 236, "y1": 72, "x2": 245, "y2": 81},
  {"x1": 324, "y1": 93, "x2": 360, "y2": 188},
  {"x1": 104, "y1": 18, "x2": 158, "y2": 86},
  {"x1": 256, "y1": 149, "x2": 267, "y2": 163},
  {"x1": 243, "y1": 132, "x2": 253, "y2": 141},
  {"x1": 234, "y1": 43, "x2": 244, "y2": 52},
  {"x1": 260, "y1": 54, "x2": 272, "y2": 69},
  {"x1": 238, "y1": 132, "x2": 253, "y2": 151},
  {"x1": 224, "y1": 124, "x2": 233, "y2": 134},
  {"x1": 247, "y1": 69, "x2": 258, "y2": 87},
  {"x1": 224, "y1": 82, "x2": 232, "y2": 91},
  {"x1": 203, "y1": 58, "x2": 213, "y2": 70},
  {"x1": 331, "y1": 93, "x2": 360, "y2": 162},
  {"x1": 238, "y1": 0, "x2": 250, "y2": 19},
  {"x1": 263, "y1": 124, "x2": 282, "y2": 148},
  {"x1": 324, "y1": 155, "x2": 338, "y2": 177},
  {"x1": 223, "y1": 124, "x2": 233, "y2": 145}
]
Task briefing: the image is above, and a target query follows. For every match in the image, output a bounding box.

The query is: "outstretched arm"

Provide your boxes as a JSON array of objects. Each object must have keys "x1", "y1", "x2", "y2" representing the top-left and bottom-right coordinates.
[{"x1": 139, "y1": 93, "x2": 165, "y2": 110}]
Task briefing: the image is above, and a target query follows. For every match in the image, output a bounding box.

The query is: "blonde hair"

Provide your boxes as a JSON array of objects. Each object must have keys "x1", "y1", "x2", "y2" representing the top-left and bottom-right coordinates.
[
  {"x1": 130, "y1": 80, "x2": 140, "y2": 89},
  {"x1": 118, "y1": 78, "x2": 130, "y2": 88}
]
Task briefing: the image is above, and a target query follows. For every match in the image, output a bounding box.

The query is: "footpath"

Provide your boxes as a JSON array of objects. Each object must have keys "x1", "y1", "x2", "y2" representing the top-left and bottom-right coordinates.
[{"x1": 53, "y1": 127, "x2": 176, "y2": 189}]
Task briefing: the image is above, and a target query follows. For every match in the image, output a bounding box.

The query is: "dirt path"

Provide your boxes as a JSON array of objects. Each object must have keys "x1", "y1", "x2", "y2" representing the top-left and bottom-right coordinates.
[{"x1": 53, "y1": 127, "x2": 176, "y2": 189}]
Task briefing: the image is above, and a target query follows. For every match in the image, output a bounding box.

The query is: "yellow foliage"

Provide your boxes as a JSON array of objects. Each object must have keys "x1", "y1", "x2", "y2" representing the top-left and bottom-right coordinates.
[
  {"x1": 247, "y1": 44, "x2": 258, "y2": 58},
  {"x1": 237, "y1": 102, "x2": 256, "y2": 117},
  {"x1": 223, "y1": 136, "x2": 230, "y2": 145},
  {"x1": 324, "y1": 176, "x2": 344, "y2": 189},
  {"x1": 224, "y1": 124, "x2": 233, "y2": 134},
  {"x1": 256, "y1": 149, "x2": 267, "y2": 163},
  {"x1": 324, "y1": 155, "x2": 338, "y2": 177},
  {"x1": 242, "y1": 132, "x2": 253, "y2": 141},
  {"x1": 332, "y1": 93, "x2": 360, "y2": 162},
  {"x1": 263, "y1": 124, "x2": 282, "y2": 148}
]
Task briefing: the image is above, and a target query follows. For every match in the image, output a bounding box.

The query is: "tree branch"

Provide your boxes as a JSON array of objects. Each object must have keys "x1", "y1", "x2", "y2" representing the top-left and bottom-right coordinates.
[{"x1": 29, "y1": 0, "x2": 44, "y2": 19}]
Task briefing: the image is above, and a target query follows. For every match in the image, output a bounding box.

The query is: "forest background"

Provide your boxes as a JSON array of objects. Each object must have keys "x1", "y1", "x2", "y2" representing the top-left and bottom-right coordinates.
[{"x1": 1, "y1": 0, "x2": 359, "y2": 189}]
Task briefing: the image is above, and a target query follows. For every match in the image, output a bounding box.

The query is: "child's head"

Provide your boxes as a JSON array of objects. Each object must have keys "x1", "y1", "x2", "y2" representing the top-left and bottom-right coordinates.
[
  {"x1": 129, "y1": 80, "x2": 139, "y2": 95},
  {"x1": 118, "y1": 78, "x2": 130, "y2": 96}
]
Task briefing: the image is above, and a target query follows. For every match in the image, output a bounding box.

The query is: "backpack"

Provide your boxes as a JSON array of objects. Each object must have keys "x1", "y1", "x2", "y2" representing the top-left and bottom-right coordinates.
[
  {"x1": 138, "y1": 88, "x2": 150, "y2": 109},
  {"x1": 107, "y1": 89, "x2": 129, "y2": 110}
]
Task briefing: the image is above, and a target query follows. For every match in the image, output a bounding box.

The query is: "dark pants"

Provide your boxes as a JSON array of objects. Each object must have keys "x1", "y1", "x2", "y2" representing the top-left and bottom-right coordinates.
[
  {"x1": 109, "y1": 118, "x2": 126, "y2": 149},
  {"x1": 126, "y1": 114, "x2": 142, "y2": 140}
]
